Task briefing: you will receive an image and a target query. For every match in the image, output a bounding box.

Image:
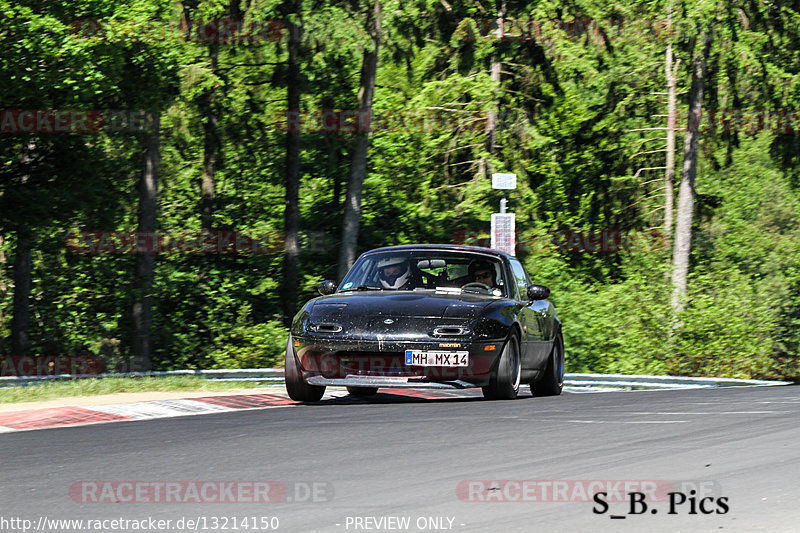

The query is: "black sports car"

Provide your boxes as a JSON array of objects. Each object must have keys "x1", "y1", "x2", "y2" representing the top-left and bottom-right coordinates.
[{"x1": 285, "y1": 244, "x2": 564, "y2": 401}]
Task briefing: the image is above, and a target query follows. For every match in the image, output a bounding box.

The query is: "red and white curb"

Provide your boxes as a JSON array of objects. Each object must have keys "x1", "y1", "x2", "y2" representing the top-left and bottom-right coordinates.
[{"x1": 0, "y1": 389, "x2": 451, "y2": 433}]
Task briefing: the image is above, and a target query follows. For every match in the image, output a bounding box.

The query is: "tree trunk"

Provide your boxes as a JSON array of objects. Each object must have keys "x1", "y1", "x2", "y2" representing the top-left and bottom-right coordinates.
[
  {"x1": 132, "y1": 115, "x2": 160, "y2": 372},
  {"x1": 10, "y1": 225, "x2": 32, "y2": 356},
  {"x1": 282, "y1": 0, "x2": 302, "y2": 325},
  {"x1": 0, "y1": 233, "x2": 5, "y2": 349},
  {"x1": 663, "y1": 3, "x2": 677, "y2": 247},
  {"x1": 10, "y1": 144, "x2": 34, "y2": 357},
  {"x1": 327, "y1": 132, "x2": 342, "y2": 210},
  {"x1": 664, "y1": 41, "x2": 676, "y2": 246},
  {"x1": 200, "y1": 45, "x2": 219, "y2": 234},
  {"x1": 671, "y1": 32, "x2": 713, "y2": 324},
  {"x1": 183, "y1": 2, "x2": 219, "y2": 234},
  {"x1": 481, "y1": 0, "x2": 506, "y2": 177},
  {"x1": 337, "y1": 1, "x2": 381, "y2": 281}
]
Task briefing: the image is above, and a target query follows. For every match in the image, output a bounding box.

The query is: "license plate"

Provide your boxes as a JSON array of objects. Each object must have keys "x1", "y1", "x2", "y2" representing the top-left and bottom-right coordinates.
[{"x1": 404, "y1": 350, "x2": 469, "y2": 367}]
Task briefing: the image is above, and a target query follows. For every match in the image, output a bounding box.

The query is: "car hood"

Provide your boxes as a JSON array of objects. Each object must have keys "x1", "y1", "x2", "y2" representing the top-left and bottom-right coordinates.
[{"x1": 309, "y1": 290, "x2": 494, "y2": 320}]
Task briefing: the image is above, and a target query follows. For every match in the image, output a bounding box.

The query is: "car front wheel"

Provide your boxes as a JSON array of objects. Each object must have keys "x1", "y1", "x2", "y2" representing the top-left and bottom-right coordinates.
[
  {"x1": 285, "y1": 335, "x2": 326, "y2": 402},
  {"x1": 482, "y1": 333, "x2": 521, "y2": 400},
  {"x1": 532, "y1": 331, "x2": 564, "y2": 397}
]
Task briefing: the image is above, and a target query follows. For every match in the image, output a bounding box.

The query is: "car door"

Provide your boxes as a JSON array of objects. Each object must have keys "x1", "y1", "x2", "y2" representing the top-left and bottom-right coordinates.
[
  {"x1": 511, "y1": 258, "x2": 554, "y2": 370},
  {"x1": 508, "y1": 258, "x2": 539, "y2": 369}
]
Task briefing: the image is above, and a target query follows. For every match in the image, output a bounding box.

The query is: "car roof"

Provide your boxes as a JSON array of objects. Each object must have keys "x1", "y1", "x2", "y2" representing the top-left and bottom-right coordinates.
[{"x1": 359, "y1": 244, "x2": 514, "y2": 261}]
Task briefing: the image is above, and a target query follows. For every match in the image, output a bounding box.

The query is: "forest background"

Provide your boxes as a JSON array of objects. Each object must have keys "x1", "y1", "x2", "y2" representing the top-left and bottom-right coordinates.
[{"x1": 1, "y1": 0, "x2": 799, "y2": 380}]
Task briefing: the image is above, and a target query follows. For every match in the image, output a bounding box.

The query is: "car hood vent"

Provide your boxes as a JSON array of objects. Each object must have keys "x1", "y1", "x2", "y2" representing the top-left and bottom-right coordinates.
[
  {"x1": 433, "y1": 326, "x2": 470, "y2": 336},
  {"x1": 309, "y1": 323, "x2": 343, "y2": 333}
]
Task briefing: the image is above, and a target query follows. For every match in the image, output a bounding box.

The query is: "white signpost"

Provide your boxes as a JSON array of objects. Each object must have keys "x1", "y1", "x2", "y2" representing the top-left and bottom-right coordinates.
[
  {"x1": 491, "y1": 173, "x2": 517, "y2": 255},
  {"x1": 491, "y1": 213, "x2": 516, "y2": 255},
  {"x1": 491, "y1": 173, "x2": 517, "y2": 190}
]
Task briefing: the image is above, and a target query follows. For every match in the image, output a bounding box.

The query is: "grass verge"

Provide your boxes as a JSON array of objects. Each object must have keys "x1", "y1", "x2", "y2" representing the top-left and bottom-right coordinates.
[{"x1": 0, "y1": 376, "x2": 278, "y2": 404}]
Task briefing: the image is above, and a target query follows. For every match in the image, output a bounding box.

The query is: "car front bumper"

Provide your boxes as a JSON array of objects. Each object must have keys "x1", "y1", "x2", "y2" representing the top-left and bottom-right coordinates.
[
  {"x1": 292, "y1": 336, "x2": 503, "y2": 385},
  {"x1": 305, "y1": 375, "x2": 481, "y2": 389}
]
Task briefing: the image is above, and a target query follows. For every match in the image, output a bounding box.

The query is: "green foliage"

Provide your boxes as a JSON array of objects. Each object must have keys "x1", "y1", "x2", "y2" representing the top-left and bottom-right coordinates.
[
  {"x1": 1, "y1": 0, "x2": 799, "y2": 381},
  {"x1": 524, "y1": 249, "x2": 672, "y2": 375},
  {"x1": 670, "y1": 268, "x2": 776, "y2": 378},
  {"x1": 207, "y1": 306, "x2": 288, "y2": 369}
]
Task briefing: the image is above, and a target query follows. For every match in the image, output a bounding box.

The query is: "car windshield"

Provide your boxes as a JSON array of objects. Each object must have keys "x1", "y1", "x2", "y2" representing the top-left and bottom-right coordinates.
[{"x1": 339, "y1": 250, "x2": 507, "y2": 297}]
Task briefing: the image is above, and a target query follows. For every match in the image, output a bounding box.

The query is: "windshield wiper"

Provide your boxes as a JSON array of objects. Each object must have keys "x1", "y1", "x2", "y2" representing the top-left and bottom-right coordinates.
[{"x1": 354, "y1": 285, "x2": 384, "y2": 291}]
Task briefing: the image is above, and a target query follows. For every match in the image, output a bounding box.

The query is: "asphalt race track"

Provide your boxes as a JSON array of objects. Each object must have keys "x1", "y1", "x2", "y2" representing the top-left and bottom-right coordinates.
[{"x1": 1, "y1": 385, "x2": 798, "y2": 532}]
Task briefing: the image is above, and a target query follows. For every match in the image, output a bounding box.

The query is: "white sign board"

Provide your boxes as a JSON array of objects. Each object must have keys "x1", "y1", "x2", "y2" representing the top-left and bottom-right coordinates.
[
  {"x1": 491, "y1": 213, "x2": 516, "y2": 255},
  {"x1": 491, "y1": 173, "x2": 517, "y2": 190}
]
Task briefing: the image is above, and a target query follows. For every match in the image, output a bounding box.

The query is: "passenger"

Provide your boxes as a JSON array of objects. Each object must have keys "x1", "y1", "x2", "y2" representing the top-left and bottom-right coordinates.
[{"x1": 467, "y1": 259, "x2": 499, "y2": 288}]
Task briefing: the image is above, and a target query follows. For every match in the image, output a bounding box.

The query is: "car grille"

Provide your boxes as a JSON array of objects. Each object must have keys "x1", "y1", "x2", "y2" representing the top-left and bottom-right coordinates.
[{"x1": 335, "y1": 352, "x2": 419, "y2": 377}]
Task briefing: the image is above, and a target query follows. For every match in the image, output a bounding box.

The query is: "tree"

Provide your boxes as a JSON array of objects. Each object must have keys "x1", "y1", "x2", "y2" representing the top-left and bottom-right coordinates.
[
  {"x1": 10, "y1": 224, "x2": 32, "y2": 356},
  {"x1": 671, "y1": 29, "x2": 713, "y2": 322},
  {"x1": 337, "y1": 1, "x2": 382, "y2": 281},
  {"x1": 132, "y1": 116, "x2": 161, "y2": 372},
  {"x1": 1, "y1": 0, "x2": 798, "y2": 381},
  {"x1": 9, "y1": 143, "x2": 33, "y2": 356},
  {"x1": 281, "y1": 0, "x2": 303, "y2": 324},
  {"x1": 663, "y1": 2, "x2": 678, "y2": 246},
  {"x1": 482, "y1": 0, "x2": 507, "y2": 177}
]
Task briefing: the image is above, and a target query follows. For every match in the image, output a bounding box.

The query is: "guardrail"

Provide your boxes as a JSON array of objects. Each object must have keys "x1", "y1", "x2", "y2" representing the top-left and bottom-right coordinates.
[
  {"x1": 0, "y1": 369, "x2": 284, "y2": 388},
  {"x1": 0, "y1": 369, "x2": 791, "y2": 390},
  {"x1": 562, "y1": 373, "x2": 792, "y2": 393}
]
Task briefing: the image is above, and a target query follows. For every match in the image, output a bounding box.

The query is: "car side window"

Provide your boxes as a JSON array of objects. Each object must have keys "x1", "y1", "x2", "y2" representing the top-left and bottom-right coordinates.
[{"x1": 509, "y1": 258, "x2": 529, "y2": 301}]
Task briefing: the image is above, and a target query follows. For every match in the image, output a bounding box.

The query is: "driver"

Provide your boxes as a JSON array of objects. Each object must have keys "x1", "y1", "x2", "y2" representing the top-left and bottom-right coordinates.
[
  {"x1": 467, "y1": 259, "x2": 498, "y2": 288},
  {"x1": 377, "y1": 256, "x2": 413, "y2": 289}
]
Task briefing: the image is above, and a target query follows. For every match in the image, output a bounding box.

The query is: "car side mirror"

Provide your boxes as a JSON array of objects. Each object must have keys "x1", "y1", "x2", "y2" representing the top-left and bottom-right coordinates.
[
  {"x1": 318, "y1": 280, "x2": 337, "y2": 295},
  {"x1": 527, "y1": 284, "x2": 550, "y2": 301}
]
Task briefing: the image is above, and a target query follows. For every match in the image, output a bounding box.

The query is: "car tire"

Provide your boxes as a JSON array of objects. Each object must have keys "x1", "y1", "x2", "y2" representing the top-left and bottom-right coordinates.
[
  {"x1": 482, "y1": 333, "x2": 521, "y2": 400},
  {"x1": 285, "y1": 335, "x2": 325, "y2": 402},
  {"x1": 346, "y1": 386, "x2": 379, "y2": 397},
  {"x1": 532, "y1": 331, "x2": 564, "y2": 397}
]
